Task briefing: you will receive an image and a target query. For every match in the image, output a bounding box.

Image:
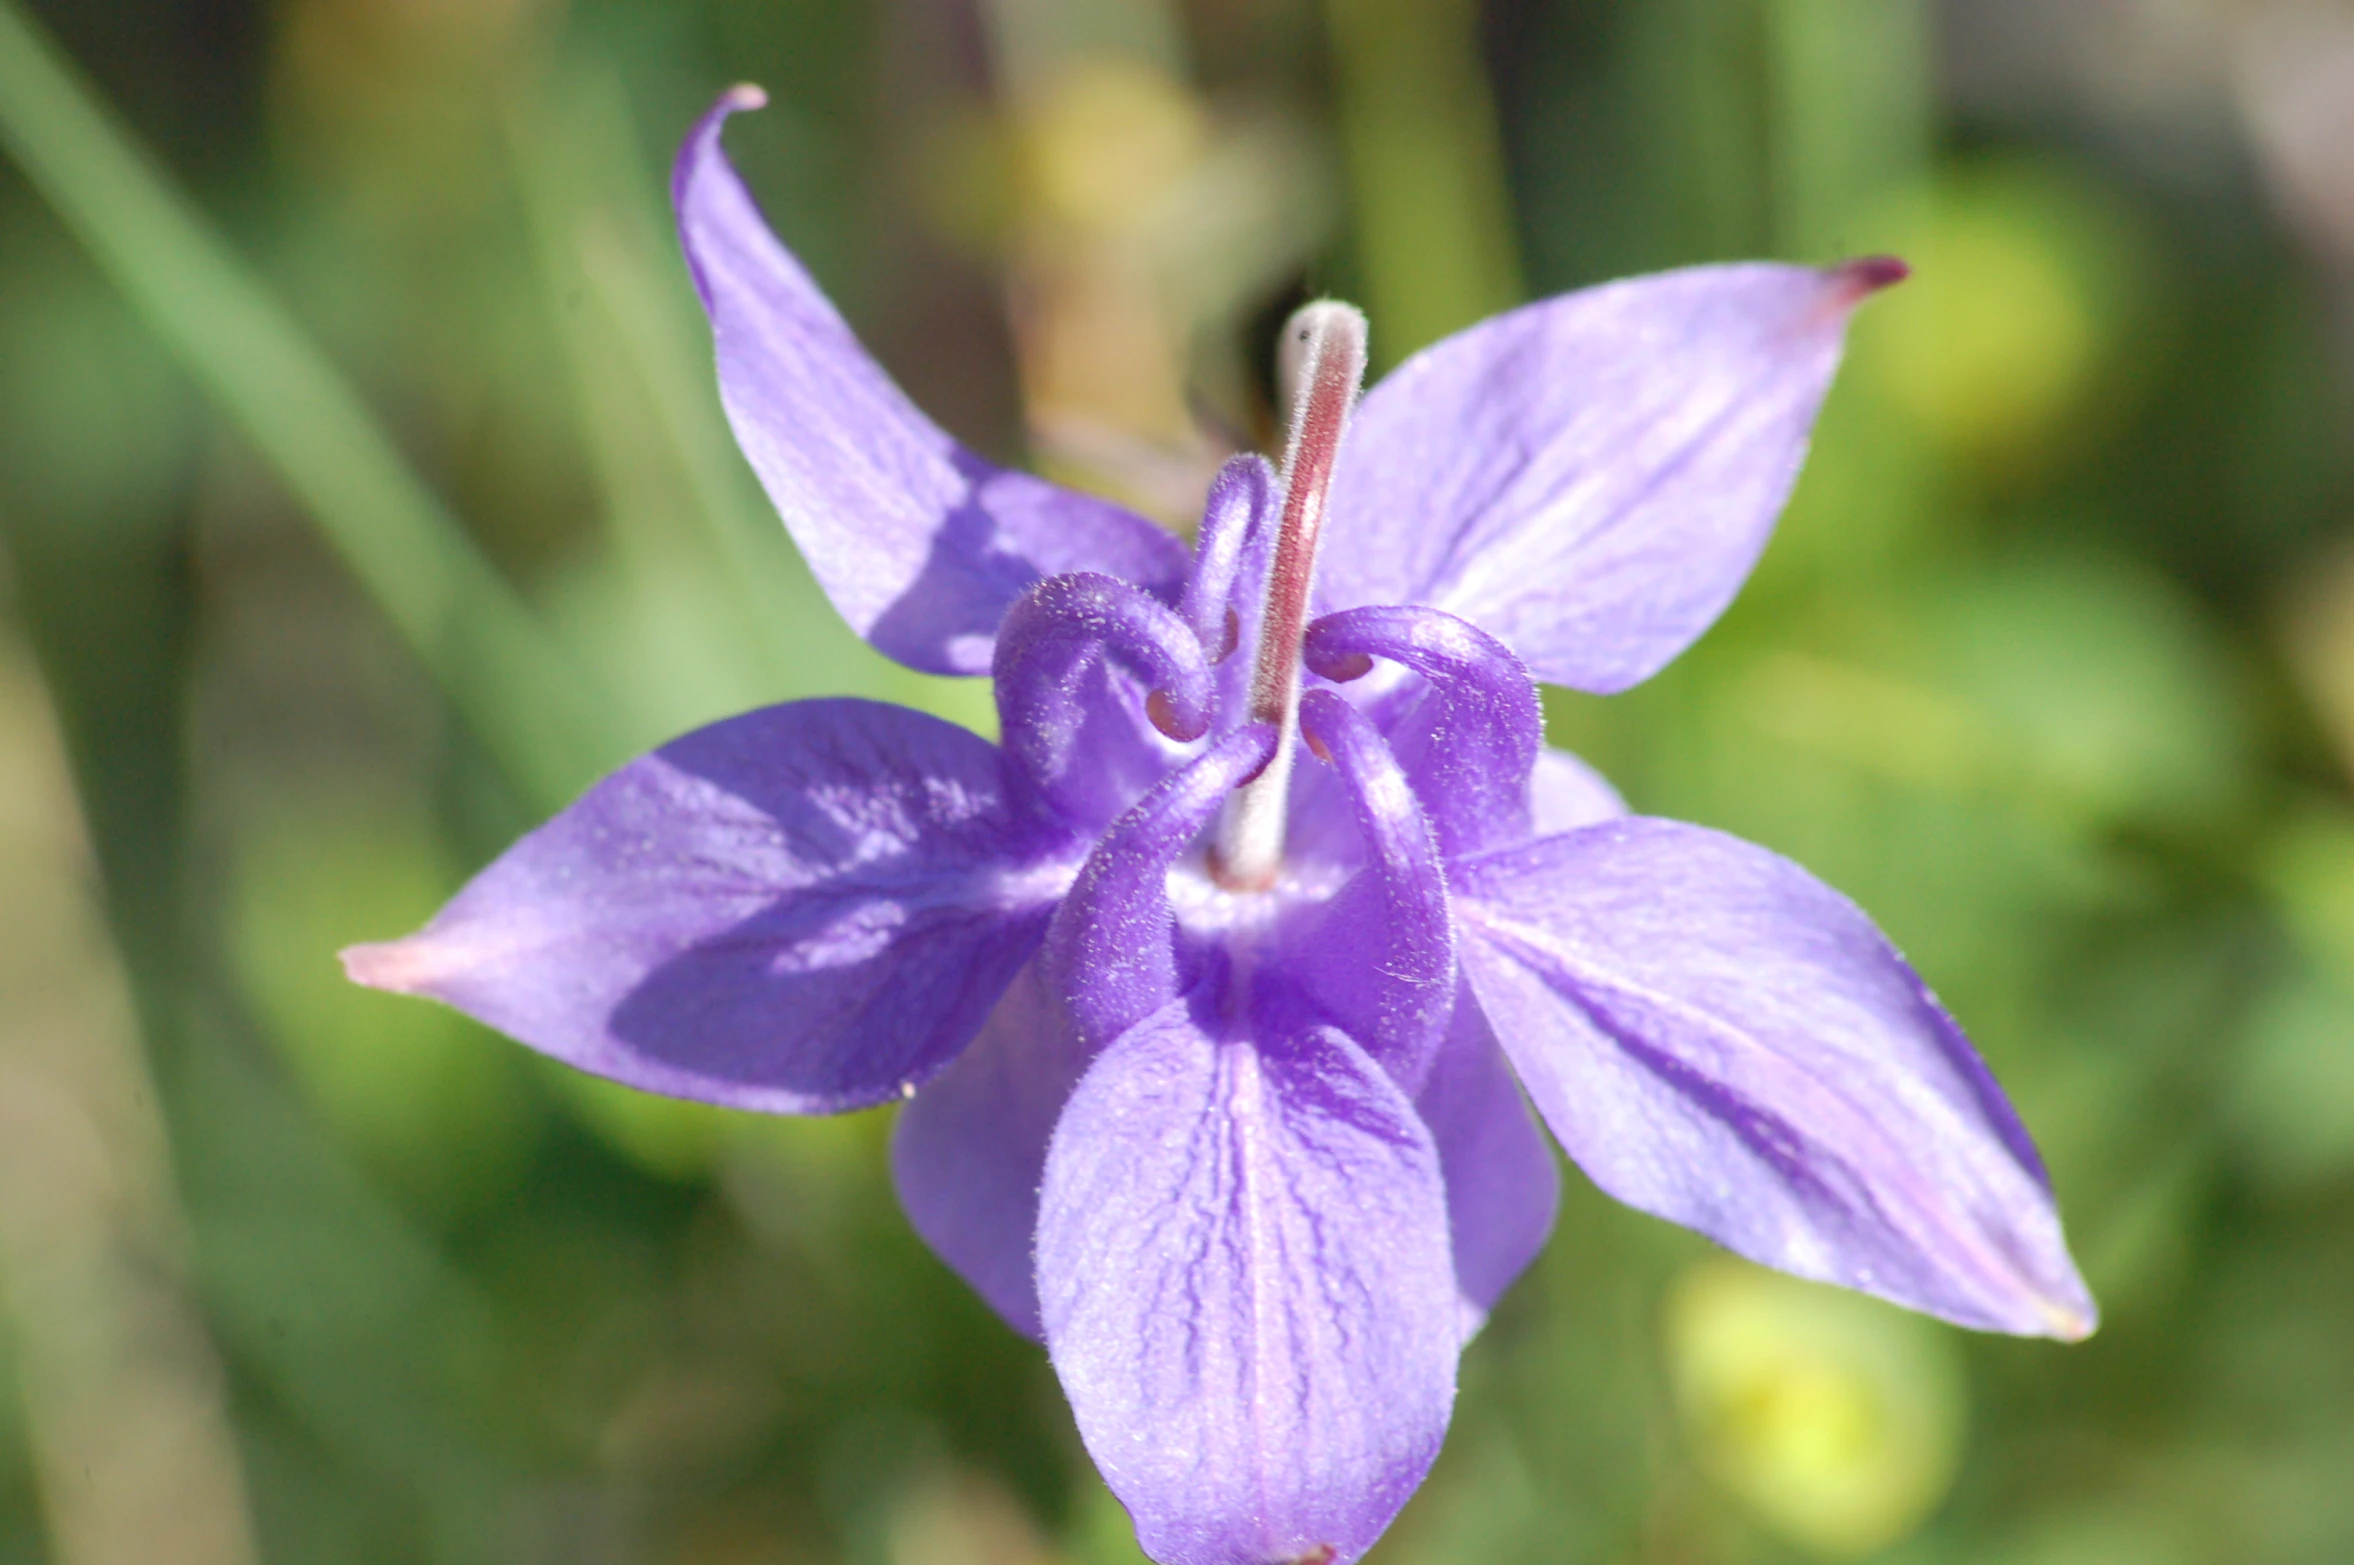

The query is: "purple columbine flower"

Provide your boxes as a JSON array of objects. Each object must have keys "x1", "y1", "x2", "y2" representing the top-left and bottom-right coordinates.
[{"x1": 346, "y1": 85, "x2": 2094, "y2": 1565}]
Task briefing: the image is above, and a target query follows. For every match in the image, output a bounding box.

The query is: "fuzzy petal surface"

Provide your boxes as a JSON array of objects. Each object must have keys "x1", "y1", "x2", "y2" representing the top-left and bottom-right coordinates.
[
  {"x1": 1318, "y1": 262, "x2": 1901, "y2": 693},
  {"x1": 343, "y1": 700, "x2": 1074, "y2": 1113},
  {"x1": 891, "y1": 960, "x2": 1081, "y2": 1338},
  {"x1": 1455, "y1": 818, "x2": 2095, "y2": 1338},
  {"x1": 675, "y1": 90, "x2": 1190, "y2": 675},
  {"x1": 1039, "y1": 1006, "x2": 1458, "y2": 1565}
]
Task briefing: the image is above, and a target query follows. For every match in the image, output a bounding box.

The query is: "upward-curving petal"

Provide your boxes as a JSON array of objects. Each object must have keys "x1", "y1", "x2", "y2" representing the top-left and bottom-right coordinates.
[
  {"x1": 1039, "y1": 1004, "x2": 1458, "y2": 1565},
  {"x1": 1454, "y1": 818, "x2": 2095, "y2": 1339},
  {"x1": 343, "y1": 700, "x2": 1078, "y2": 1114},
  {"x1": 1316, "y1": 261, "x2": 1904, "y2": 693},
  {"x1": 675, "y1": 88, "x2": 1191, "y2": 676}
]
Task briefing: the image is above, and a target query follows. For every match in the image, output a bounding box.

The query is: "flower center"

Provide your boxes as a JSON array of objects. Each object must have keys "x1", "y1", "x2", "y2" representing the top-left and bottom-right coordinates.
[{"x1": 1212, "y1": 301, "x2": 1367, "y2": 890}]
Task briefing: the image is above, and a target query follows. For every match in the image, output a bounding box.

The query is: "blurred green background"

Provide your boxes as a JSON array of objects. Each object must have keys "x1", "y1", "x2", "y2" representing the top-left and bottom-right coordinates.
[{"x1": 3, "y1": 0, "x2": 2353, "y2": 1561}]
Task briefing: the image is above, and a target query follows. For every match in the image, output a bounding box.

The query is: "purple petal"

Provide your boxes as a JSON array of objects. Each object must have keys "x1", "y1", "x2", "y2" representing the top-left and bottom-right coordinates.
[
  {"x1": 1039, "y1": 1006, "x2": 1458, "y2": 1565},
  {"x1": 891, "y1": 960, "x2": 1080, "y2": 1339},
  {"x1": 1180, "y1": 455, "x2": 1276, "y2": 660},
  {"x1": 1529, "y1": 745, "x2": 1627, "y2": 834},
  {"x1": 674, "y1": 89, "x2": 1190, "y2": 676},
  {"x1": 343, "y1": 700, "x2": 1076, "y2": 1114},
  {"x1": 993, "y1": 573, "x2": 1208, "y2": 832},
  {"x1": 1307, "y1": 606, "x2": 1541, "y2": 858},
  {"x1": 1454, "y1": 819, "x2": 2095, "y2": 1338},
  {"x1": 1417, "y1": 989, "x2": 1558, "y2": 1341},
  {"x1": 1318, "y1": 261, "x2": 1904, "y2": 693},
  {"x1": 1290, "y1": 689, "x2": 1457, "y2": 1090}
]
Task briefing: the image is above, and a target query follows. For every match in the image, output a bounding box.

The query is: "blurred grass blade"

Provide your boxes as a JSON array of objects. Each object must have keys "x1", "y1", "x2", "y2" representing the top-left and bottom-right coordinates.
[
  {"x1": 1326, "y1": 0, "x2": 1524, "y2": 365},
  {"x1": 501, "y1": 65, "x2": 816, "y2": 710},
  {"x1": 0, "y1": 0, "x2": 619, "y2": 809},
  {"x1": 1763, "y1": 0, "x2": 1932, "y2": 258}
]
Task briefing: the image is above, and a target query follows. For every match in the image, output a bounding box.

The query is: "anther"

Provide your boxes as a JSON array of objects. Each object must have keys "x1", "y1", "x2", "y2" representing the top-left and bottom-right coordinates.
[
  {"x1": 1213, "y1": 300, "x2": 1368, "y2": 889},
  {"x1": 1146, "y1": 688, "x2": 1206, "y2": 742},
  {"x1": 1317, "y1": 649, "x2": 1373, "y2": 683}
]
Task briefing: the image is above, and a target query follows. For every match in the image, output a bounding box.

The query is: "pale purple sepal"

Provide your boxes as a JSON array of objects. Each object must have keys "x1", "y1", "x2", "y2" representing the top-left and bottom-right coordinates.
[
  {"x1": 1529, "y1": 746, "x2": 1627, "y2": 834},
  {"x1": 674, "y1": 90, "x2": 1190, "y2": 676},
  {"x1": 342, "y1": 699, "x2": 1076, "y2": 1114},
  {"x1": 891, "y1": 960, "x2": 1080, "y2": 1339},
  {"x1": 1417, "y1": 988, "x2": 1559, "y2": 1341},
  {"x1": 1455, "y1": 819, "x2": 2096, "y2": 1339},
  {"x1": 1039, "y1": 1006, "x2": 1458, "y2": 1565},
  {"x1": 1317, "y1": 262, "x2": 1903, "y2": 693}
]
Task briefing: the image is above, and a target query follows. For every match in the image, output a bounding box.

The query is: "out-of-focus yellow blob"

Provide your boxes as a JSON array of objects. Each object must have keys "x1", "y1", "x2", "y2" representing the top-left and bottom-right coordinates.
[
  {"x1": 1858, "y1": 162, "x2": 2148, "y2": 475},
  {"x1": 1666, "y1": 1258, "x2": 1968, "y2": 1558},
  {"x1": 1017, "y1": 59, "x2": 1210, "y2": 237}
]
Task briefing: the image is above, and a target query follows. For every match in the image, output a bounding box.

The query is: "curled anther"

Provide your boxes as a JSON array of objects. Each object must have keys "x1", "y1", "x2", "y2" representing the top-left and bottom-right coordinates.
[
  {"x1": 993, "y1": 572, "x2": 1213, "y2": 817},
  {"x1": 1305, "y1": 604, "x2": 1542, "y2": 857}
]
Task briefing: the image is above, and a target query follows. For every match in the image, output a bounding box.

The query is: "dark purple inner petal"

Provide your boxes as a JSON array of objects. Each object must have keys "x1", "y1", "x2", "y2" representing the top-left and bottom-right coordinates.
[
  {"x1": 1043, "y1": 726, "x2": 1277, "y2": 1051},
  {"x1": 1180, "y1": 455, "x2": 1276, "y2": 659},
  {"x1": 1307, "y1": 605, "x2": 1542, "y2": 858},
  {"x1": 1288, "y1": 689, "x2": 1456, "y2": 1091}
]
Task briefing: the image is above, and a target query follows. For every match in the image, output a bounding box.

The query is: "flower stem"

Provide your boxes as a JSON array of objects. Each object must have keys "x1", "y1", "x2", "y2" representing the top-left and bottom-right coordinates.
[{"x1": 1214, "y1": 301, "x2": 1366, "y2": 889}]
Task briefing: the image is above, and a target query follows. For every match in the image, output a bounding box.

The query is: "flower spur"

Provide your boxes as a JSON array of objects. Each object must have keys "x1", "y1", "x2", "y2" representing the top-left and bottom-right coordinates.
[{"x1": 345, "y1": 87, "x2": 2094, "y2": 1565}]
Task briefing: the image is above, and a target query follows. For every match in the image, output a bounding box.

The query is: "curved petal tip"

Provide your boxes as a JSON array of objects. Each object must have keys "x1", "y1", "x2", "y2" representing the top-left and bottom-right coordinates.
[
  {"x1": 340, "y1": 936, "x2": 441, "y2": 995},
  {"x1": 2044, "y1": 1296, "x2": 2099, "y2": 1343},
  {"x1": 1831, "y1": 254, "x2": 1911, "y2": 305},
  {"x1": 720, "y1": 82, "x2": 768, "y2": 113}
]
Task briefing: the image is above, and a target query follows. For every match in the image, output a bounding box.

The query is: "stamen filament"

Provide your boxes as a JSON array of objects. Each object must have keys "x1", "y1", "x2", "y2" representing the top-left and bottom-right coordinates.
[{"x1": 1214, "y1": 301, "x2": 1367, "y2": 889}]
